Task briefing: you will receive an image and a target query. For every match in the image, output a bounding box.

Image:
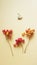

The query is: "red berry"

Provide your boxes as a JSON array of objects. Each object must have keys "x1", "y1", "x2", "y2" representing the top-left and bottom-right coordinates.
[
  {"x1": 13, "y1": 44, "x2": 17, "y2": 47},
  {"x1": 2, "y1": 30, "x2": 6, "y2": 35}
]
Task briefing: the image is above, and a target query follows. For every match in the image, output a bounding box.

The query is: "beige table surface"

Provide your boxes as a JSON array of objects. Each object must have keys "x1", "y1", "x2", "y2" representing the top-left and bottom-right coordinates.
[{"x1": 0, "y1": 0, "x2": 37, "y2": 65}]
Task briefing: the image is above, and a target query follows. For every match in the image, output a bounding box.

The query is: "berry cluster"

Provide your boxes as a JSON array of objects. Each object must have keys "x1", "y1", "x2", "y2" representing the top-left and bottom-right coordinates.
[
  {"x1": 2, "y1": 30, "x2": 13, "y2": 40},
  {"x1": 14, "y1": 38, "x2": 25, "y2": 47},
  {"x1": 22, "y1": 28, "x2": 35, "y2": 39}
]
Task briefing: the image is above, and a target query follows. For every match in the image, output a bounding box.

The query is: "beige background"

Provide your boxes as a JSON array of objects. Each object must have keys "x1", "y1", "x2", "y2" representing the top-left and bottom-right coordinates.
[{"x1": 0, "y1": 0, "x2": 37, "y2": 65}]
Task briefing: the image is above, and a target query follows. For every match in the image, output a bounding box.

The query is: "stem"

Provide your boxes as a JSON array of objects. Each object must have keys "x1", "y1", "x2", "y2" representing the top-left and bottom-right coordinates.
[
  {"x1": 24, "y1": 39, "x2": 30, "y2": 53},
  {"x1": 21, "y1": 44, "x2": 23, "y2": 53},
  {"x1": 6, "y1": 38, "x2": 14, "y2": 56}
]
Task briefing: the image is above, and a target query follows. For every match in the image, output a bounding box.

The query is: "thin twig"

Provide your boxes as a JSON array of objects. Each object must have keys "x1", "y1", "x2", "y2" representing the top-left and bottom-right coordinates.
[
  {"x1": 6, "y1": 38, "x2": 14, "y2": 56},
  {"x1": 21, "y1": 44, "x2": 23, "y2": 53},
  {"x1": 24, "y1": 39, "x2": 30, "y2": 53}
]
